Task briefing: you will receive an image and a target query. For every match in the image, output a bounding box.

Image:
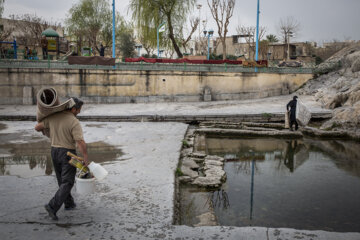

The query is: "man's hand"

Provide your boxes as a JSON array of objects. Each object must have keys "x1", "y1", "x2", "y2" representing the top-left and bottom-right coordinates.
[
  {"x1": 35, "y1": 122, "x2": 44, "y2": 132},
  {"x1": 76, "y1": 140, "x2": 89, "y2": 166}
]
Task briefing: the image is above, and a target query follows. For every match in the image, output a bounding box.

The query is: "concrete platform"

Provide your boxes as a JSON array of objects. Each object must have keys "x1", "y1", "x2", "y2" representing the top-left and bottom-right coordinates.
[{"x1": 0, "y1": 95, "x2": 332, "y2": 122}]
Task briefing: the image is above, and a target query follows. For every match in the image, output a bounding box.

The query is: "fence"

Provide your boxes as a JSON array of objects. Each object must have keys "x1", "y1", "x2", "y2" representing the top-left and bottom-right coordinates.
[{"x1": 0, "y1": 59, "x2": 315, "y2": 74}]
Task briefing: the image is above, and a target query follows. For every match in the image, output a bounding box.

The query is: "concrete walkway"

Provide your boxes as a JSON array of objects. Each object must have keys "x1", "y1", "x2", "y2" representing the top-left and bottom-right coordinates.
[
  {"x1": 0, "y1": 95, "x2": 332, "y2": 122},
  {"x1": 1, "y1": 96, "x2": 358, "y2": 239}
]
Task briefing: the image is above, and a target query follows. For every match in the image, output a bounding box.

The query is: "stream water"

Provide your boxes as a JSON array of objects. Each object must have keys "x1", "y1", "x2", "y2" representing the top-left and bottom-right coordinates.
[{"x1": 179, "y1": 137, "x2": 360, "y2": 232}]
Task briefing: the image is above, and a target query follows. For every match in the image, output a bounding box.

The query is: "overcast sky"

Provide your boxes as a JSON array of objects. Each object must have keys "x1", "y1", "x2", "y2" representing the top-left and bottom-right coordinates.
[{"x1": 3, "y1": 0, "x2": 360, "y2": 45}]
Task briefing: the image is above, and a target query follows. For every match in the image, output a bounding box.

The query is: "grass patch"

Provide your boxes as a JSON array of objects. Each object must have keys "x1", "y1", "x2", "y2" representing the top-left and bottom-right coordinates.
[
  {"x1": 182, "y1": 140, "x2": 189, "y2": 148},
  {"x1": 175, "y1": 167, "x2": 184, "y2": 176},
  {"x1": 261, "y1": 112, "x2": 273, "y2": 120}
]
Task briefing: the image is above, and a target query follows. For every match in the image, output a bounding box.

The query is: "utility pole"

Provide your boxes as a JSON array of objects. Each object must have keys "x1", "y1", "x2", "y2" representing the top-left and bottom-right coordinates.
[
  {"x1": 255, "y1": 0, "x2": 260, "y2": 62},
  {"x1": 112, "y1": 0, "x2": 115, "y2": 58},
  {"x1": 255, "y1": 0, "x2": 260, "y2": 72}
]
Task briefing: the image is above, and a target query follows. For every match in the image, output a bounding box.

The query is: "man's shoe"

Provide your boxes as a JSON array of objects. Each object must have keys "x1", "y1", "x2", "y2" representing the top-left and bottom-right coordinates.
[
  {"x1": 44, "y1": 204, "x2": 58, "y2": 220},
  {"x1": 64, "y1": 203, "x2": 77, "y2": 211}
]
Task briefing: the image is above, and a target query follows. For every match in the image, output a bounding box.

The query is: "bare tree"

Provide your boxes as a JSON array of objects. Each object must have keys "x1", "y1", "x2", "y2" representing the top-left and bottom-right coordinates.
[
  {"x1": 181, "y1": 17, "x2": 199, "y2": 54},
  {"x1": 278, "y1": 16, "x2": 300, "y2": 60},
  {"x1": 0, "y1": 0, "x2": 4, "y2": 18},
  {"x1": 207, "y1": 0, "x2": 235, "y2": 60},
  {"x1": 236, "y1": 25, "x2": 266, "y2": 60},
  {"x1": 9, "y1": 14, "x2": 61, "y2": 48}
]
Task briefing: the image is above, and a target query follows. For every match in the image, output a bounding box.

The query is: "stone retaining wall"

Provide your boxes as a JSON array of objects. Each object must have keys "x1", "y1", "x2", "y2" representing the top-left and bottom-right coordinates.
[{"x1": 0, "y1": 68, "x2": 313, "y2": 104}]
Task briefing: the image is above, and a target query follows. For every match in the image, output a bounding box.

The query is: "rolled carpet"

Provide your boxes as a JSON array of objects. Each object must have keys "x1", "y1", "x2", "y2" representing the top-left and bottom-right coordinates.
[{"x1": 36, "y1": 87, "x2": 75, "y2": 137}]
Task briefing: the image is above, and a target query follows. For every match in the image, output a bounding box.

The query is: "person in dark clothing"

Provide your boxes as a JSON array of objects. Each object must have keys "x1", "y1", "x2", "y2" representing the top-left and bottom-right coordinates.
[
  {"x1": 287, "y1": 96, "x2": 298, "y2": 131},
  {"x1": 41, "y1": 36, "x2": 48, "y2": 60},
  {"x1": 35, "y1": 97, "x2": 88, "y2": 220},
  {"x1": 99, "y1": 44, "x2": 105, "y2": 57}
]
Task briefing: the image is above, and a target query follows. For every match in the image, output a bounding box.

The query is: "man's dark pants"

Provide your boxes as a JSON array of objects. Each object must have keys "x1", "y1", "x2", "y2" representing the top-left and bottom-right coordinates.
[
  {"x1": 42, "y1": 48, "x2": 48, "y2": 59},
  {"x1": 48, "y1": 147, "x2": 76, "y2": 213},
  {"x1": 289, "y1": 111, "x2": 298, "y2": 130}
]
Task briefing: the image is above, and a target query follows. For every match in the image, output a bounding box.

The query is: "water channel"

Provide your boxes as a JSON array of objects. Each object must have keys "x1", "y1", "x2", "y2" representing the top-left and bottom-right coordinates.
[{"x1": 179, "y1": 136, "x2": 360, "y2": 232}]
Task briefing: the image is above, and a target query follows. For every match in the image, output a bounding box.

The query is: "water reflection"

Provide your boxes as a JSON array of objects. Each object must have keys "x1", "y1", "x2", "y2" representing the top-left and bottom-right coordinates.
[
  {"x1": 284, "y1": 140, "x2": 297, "y2": 172},
  {"x1": 181, "y1": 136, "x2": 360, "y2": 232},
  {"x1": 0, "y1": 140, "x2": 123, "y2": 178},
  {"x1": 207, "y1": 190, "x2": 230, "y2": 210}
]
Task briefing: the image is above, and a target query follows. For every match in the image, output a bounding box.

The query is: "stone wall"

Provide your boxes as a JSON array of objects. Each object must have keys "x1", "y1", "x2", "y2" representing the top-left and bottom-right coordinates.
[{"x1": 0, "y1": 68, "x2": 313, "y2": 104}]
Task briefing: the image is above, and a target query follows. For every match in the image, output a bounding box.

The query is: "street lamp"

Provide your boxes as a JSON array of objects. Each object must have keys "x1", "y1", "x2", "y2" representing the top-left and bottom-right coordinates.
[{"x1": 203, "y1": 29, "x2": 214, "y2": 60}]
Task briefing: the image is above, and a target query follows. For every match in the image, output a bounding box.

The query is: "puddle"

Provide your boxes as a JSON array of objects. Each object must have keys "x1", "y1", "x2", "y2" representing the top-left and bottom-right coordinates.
[
  {"x1": 0, "y1": 139, "x2": 123, "y2": 178},
  {"x1": 179, "y1": 137, "x2": 360, "y2": 232}
]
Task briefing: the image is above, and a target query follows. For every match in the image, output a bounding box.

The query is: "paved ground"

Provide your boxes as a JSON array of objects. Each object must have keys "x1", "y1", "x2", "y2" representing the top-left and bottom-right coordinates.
[
  {"x1": 0, "y1": 96, "x2": 359, "y2": 239},
  {"x1": 0, "y1": 95, "x2": 331, "y2": 118}
]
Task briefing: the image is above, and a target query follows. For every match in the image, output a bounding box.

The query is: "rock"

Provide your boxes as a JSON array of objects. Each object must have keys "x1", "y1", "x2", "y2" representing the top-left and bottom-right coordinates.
[
  {"x1": 192, "y1": 176, "x2": 222, "y2": 188},
  {"x1": 204, "y1": 168, "x2": 227, "y2": 182},
  {"x1": 205, "y1": 155, "x2": 224, "y2": 162},
  {"x1": 346, "y1": 89, "x2": 360, "y2": 106},
  {"x1": 180, "y1": 166, "x2": 198, "y2": 179},
  {"x1": 178, "y1": 176, "x2": 192, "y2": 183},
  {"x1": 204, "y1": 159, "x2": 223, "y2": 167},
  {"x1": 190, "y1": 152, "x2": 207, "y2": 158},
  {"x1": 326, "y1": 92, "x2": 349, "y2": 109},
  {"x1": 181, "y1": 148, "x2": 192, "y2": 157},
  {"x1": 352, "y1": 58, "x2": 360, "y2": 72},
  {"x1": 182, "y1": 157, "x2": 200, "y2": 170},
  {"x1": 296, "y1": 42, "x2": 360, "y2": 131},
  {"x1": 190, "y1": 157, "x2": 206, "y2": 164}
]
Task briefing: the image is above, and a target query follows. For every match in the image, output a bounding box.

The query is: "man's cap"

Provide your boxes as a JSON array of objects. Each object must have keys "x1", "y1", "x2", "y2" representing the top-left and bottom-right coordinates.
[{"x1": 69, "y1": 97, "x2": 84, "y2": 109}]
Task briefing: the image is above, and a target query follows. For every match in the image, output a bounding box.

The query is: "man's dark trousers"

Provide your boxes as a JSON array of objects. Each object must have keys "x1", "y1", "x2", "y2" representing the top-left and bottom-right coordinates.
[
  {"x1": 289, "y1": 111, "x2": 298, "y2": 130},
  {"x1": 49, "y1": 147, "x2": 76, "y2": 213}
]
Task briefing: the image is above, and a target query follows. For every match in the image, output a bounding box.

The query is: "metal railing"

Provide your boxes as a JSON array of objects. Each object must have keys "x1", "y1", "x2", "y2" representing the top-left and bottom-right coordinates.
[{"x1": 0, "y1": 59, "x2": 314, "y2": 74}]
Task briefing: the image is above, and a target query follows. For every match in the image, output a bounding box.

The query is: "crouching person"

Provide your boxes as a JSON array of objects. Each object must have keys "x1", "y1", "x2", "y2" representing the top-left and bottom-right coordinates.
[{"x1": 35, "y1": 97, "x2": 89, "y2": 220}]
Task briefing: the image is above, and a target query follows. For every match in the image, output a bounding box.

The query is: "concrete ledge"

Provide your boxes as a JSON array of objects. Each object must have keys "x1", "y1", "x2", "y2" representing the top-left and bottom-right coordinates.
[{"x1": 0, "y1": 112, "x2": 332, "y2": 123}]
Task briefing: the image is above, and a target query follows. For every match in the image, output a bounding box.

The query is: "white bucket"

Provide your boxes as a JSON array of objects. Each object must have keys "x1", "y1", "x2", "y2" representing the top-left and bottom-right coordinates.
[
  {"x1": 75, "y1": 177, "x2": 95, "y2": 195},
  {"x1": 88, "y1": 162, "x2": 108, "y2": 180}
]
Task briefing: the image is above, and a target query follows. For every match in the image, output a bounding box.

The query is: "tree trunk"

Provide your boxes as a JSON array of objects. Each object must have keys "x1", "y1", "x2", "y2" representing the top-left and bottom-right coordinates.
[
  {"x1": 166, "y1": 14, "x2": 183, "y2": 58},
  {"x1": 222, "y1": 38, "x2": 226, "y2": 60}
]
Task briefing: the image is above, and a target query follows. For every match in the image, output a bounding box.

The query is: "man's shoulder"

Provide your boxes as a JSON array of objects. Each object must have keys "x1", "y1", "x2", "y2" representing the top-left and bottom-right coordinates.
[{"x1": 48, "y1": 111, "x2": 77, "y2": 121}]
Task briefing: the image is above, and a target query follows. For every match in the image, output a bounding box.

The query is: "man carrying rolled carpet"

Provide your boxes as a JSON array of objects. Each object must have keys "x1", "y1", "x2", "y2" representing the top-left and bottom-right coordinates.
[{"x1": 35, "y1": 97, "x2": 89, "y2": 220}]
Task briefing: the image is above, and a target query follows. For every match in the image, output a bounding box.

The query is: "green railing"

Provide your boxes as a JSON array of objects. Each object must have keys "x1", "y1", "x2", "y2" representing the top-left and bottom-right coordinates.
[{"x1": 0, "y1": 59, "x2": 314, "y2": 74}]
